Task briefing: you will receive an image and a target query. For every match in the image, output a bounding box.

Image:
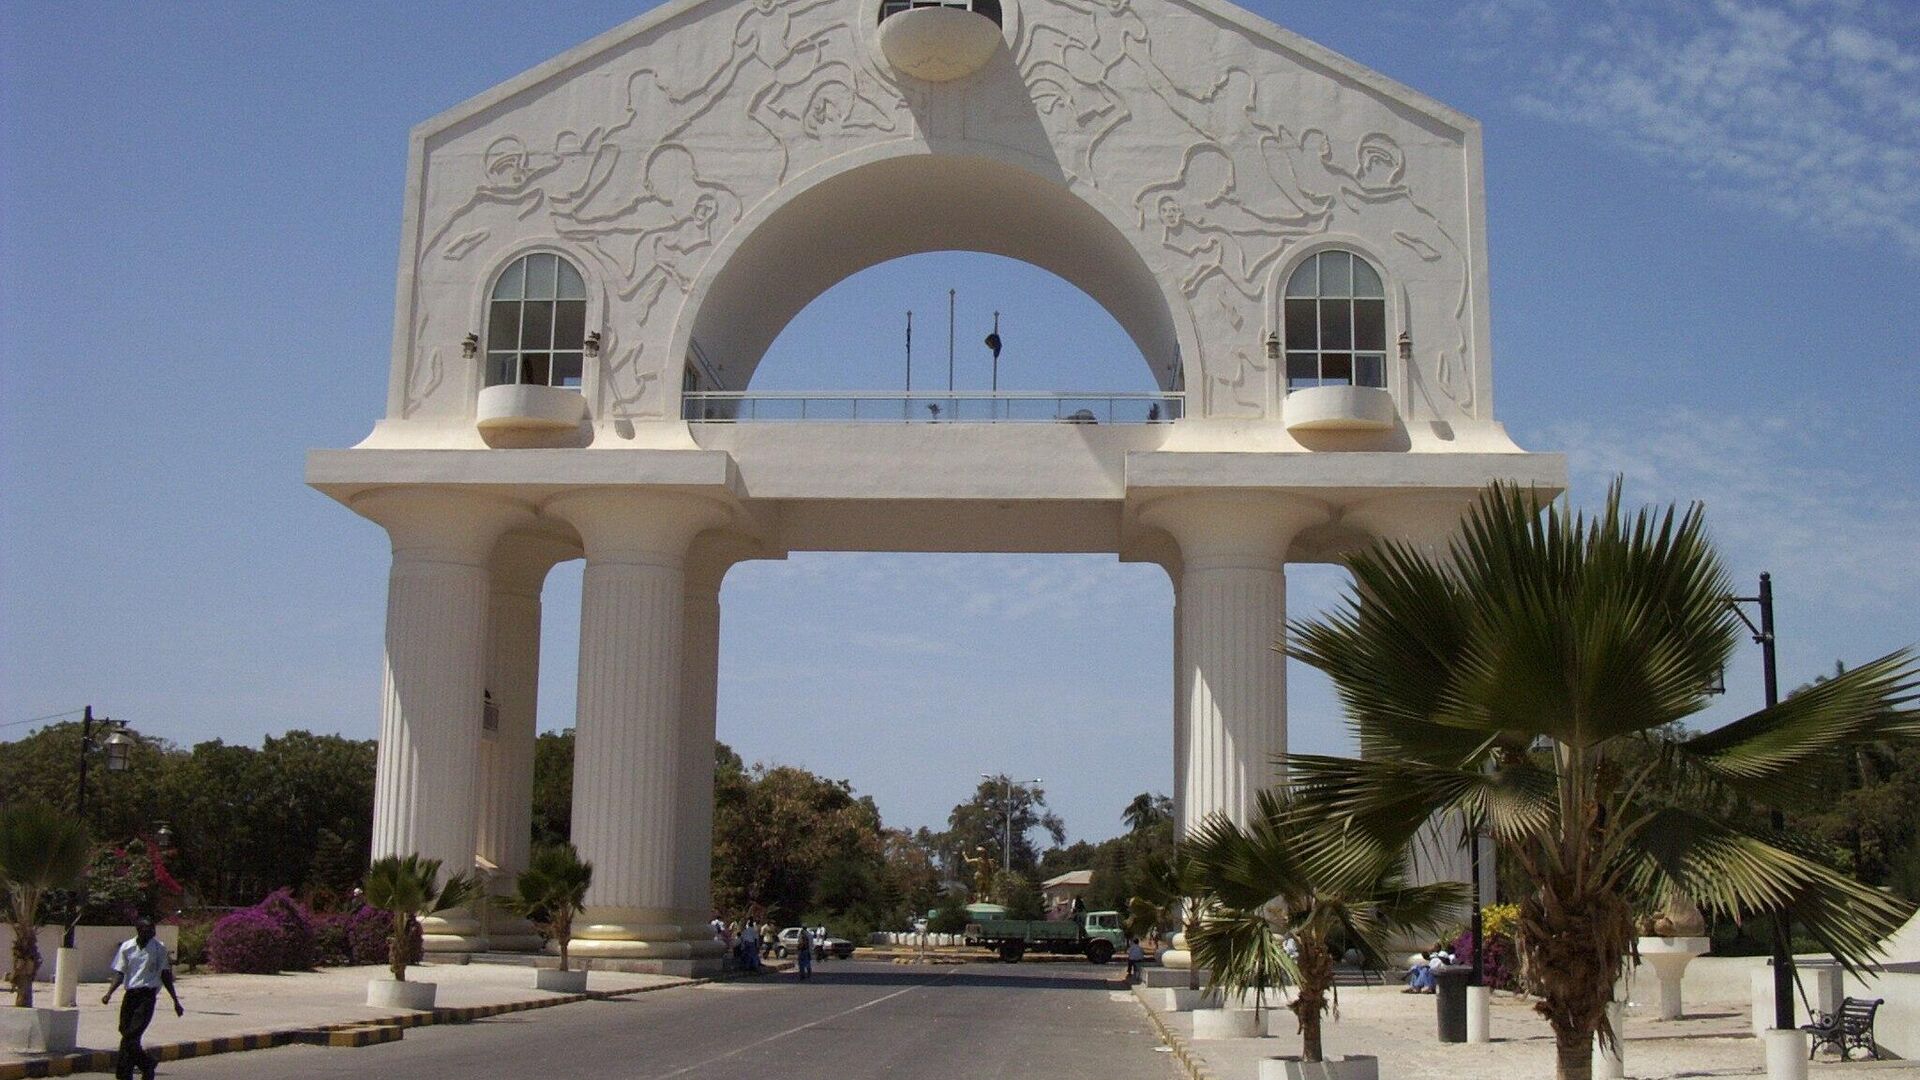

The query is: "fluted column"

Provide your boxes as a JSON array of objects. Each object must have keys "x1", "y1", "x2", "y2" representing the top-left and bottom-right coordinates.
[
  {"x1": 1345, "y1": 493, "x2": 1485, "y2": 896},
  {"x1": 1143, "y1": 494, "x2": 1328, "y2": 835},
  {"x1": 673, "y1": 549, "x2": 728, "y2": 952},
  {"x1": 475, "y1": 535, "x2": 567, "y2": 951},
  {"x1": 548, "y1": 490, "x2": 728, "y2": 962},
  {"x1": 361, "y1": 489, "x2": 528, "y2": 954}
]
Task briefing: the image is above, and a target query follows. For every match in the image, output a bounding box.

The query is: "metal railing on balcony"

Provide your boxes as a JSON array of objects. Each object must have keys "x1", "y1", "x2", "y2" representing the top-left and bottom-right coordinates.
[{"x1": 681, "y1": 391, "x2": 1184, "y2": 424}]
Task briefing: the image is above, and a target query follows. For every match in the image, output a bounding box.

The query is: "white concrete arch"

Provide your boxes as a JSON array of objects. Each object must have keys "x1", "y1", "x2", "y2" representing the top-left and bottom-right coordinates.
[{"x1": 673, "y1": 143, "x2": 1188, "y2": 400}]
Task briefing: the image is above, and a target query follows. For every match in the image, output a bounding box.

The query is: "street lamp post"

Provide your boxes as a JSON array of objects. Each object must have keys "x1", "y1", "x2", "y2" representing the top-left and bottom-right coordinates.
[
  {"x1": 1714, "y1": 575, "x2": 1793, "y2": 1035},
  {"x1": 55, "y1": 706, "x2": 135, "y2": 1007},
  {"x1": 980, "y1": 774, "x2": 1043, "y2": 873}
]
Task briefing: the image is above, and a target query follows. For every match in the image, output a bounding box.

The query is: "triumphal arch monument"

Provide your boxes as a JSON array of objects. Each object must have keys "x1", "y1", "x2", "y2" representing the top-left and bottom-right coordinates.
[{"x1": 308, "y1": 0, "x2": 1564, "y2": 970}]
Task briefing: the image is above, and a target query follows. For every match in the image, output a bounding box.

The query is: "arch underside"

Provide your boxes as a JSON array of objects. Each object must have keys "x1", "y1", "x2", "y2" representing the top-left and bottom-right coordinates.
[{"x1": 686, "y1": 153, "x2": 1181, "y2": 393}]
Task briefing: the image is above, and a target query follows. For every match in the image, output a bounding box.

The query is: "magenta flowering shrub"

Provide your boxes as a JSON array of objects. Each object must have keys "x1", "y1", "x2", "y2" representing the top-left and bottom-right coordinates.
[
  {"x1": 253, "y1": 889, "x2": 317, "y2": 970},
  {"x1": 1450, "y1": 928, "x2": 1522, "y2": 993},
  {"x1": 207, "y1": 909, "x2": 291, "y2": 974},
  {"x1": 205, "y1": 889, "x2": 320, "y2": 973},
  {"x1": 345, "y1": 904, "x2": 418, "y2": 967}
]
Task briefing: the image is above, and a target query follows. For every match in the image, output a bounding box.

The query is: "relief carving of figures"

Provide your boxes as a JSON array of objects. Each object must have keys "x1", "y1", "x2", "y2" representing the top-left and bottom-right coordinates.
[
  {"x1": 1021, "y1": 0, "x2": 1211, "y2": 183},
  {"x1": 750, "y1": 59, "x2": 899, "y2": 177},
  {"x1": 408, "y1": 130, "x2": 606, "y2": 416},
  {"x1": 556, "y1": 144, "x2": 741, "y2": 325},
  {"x1": 1268, "y1": 128, "x2": 1473, "y2": 412},
  {"x1": 598, "y1": 335, "x2": 662, "y2": 418}
]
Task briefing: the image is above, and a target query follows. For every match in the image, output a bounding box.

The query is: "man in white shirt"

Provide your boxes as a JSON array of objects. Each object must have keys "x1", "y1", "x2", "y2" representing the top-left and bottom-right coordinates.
[{"x1": 100, "y1": 918, "x2": 183, "y2": 1080}]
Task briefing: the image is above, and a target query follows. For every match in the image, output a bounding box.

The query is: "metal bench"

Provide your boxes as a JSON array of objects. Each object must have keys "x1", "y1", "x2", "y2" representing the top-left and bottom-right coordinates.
[{"x1": 1801, "y1": 996, "x2": 1883, "y2": 1061}]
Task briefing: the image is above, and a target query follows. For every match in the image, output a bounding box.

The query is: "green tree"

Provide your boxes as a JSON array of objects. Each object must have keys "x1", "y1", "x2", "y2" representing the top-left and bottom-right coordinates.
[
  {"x1": 0, "y1": 803, "x2": 91, "y2": 1007},
  {"x1": 944, "y1": 777, "x2": 1065, "y2": 876},
  {"x1": 530, "y1": 729, "x2": 575, "y2": 847},
  {"x1": 710, "y1": 750, "x2": 889, "y2": 927},
  {"x1": 1189, "y1": 790, "x2": 1463, "y2": 1062},
  {"x1": 1287, "y1": 483, "x2": 1920, "y2": 1080}
]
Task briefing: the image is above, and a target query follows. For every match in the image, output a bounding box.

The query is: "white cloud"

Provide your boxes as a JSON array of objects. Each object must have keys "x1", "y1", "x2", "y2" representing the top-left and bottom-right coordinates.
[
  {"x1": 1536, "y1": 406, "x2": 1920, "y2": 617},
  {"x1": 1461, "y1": 0, "x2": 1920, "y2": 256}
]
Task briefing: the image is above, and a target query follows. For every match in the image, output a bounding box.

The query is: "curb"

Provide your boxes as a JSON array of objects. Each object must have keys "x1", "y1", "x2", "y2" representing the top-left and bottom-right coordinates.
[
  {"x1": 1131, "y1": 982, "x2": 1220, "y2": 1080},
  {"x1": 0, "y1": 975, "x2": 719, "y2": 1079}
]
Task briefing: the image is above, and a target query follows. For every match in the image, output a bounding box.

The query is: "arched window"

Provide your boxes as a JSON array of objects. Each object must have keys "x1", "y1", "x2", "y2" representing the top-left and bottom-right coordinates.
[
  {"x1": 880, "y1": 0, "x2": 1003, "y2": 26},
  {"x1": 486, "y1": 253, "x2": 587, "y2": 389},
  {"x1": 1283, "y1": 250, "x2": 1387, "y2": 392}
]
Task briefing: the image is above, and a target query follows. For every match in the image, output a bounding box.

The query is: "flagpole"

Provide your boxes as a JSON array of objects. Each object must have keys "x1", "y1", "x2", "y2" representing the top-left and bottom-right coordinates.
[{"x1": 905, "y1": 310, "x2": 913, "y2": 422}]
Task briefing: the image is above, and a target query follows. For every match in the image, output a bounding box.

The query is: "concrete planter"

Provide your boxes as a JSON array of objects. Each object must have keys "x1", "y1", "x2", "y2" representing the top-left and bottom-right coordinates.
[
  {"x1": 536, "y1": 968, "x2": 589, "y2": 993},
  {"x1": 1192, "y1": 1007, "x2": 1266, "y2": 1040},
  {"x1": 1161, "y1": 987, "x2": 1208, "y2": 1012},
  {"x1": 1142, "y1": 967, "x2": 1207, "y2": 988},
  {"x1": 367, "y1": 979, "x2": 438, "y2": 1011},
  {"x1": 1259, "y1": 1055, "x2": 1380, "y2": 1080},
  {"x1": 1, "y1": 1006, "x2": 79, "y2": 1053}
]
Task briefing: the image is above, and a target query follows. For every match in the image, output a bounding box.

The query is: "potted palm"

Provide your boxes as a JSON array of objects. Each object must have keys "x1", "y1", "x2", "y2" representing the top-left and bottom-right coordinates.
[
  {"x1": 496, "y1": 844, "x2": 593, "y2": 992},
  {"x1": 1287, "y1": 481, "x2": 1920, "y2": 1080},
  {"x1": 0, "y1": 803, "x2": 90, "y2": 1053},
  {"x1": 1127, "y1": 849, "x2": 1213, "y2": 1009},
  {"x1": 1189, "y1": 791, "x2": 1464, "y2": 1077},
  {"x1": 362, "y1": 854, "x2": 475, "y2": 1010}
]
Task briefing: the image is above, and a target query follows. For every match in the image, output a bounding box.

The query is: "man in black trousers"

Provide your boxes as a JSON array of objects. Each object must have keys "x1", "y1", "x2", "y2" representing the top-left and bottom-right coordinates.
[{"x1": 101, "y1": 917, "x2": 184, "y2": 1080}]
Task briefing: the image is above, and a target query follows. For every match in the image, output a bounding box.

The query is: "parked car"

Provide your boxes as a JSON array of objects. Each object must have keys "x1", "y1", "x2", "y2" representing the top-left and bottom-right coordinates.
[{"x1": 774, "y1": 927, "x2": 856, "y2": 959}]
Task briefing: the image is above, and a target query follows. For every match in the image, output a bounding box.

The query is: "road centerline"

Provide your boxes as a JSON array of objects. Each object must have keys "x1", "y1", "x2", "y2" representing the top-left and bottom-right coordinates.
[{"x1": 640, "y1": 965, "x2": 965, "y2": 1080}]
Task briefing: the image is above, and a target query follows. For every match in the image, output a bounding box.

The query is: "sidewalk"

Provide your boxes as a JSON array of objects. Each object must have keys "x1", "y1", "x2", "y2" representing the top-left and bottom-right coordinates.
[
  {"x1": 1129, "y1": 965, "x2": 1920, "y2": 1079},
  {"x1": 2, "y1": 962, "x2": 699, "y2": 1078}
]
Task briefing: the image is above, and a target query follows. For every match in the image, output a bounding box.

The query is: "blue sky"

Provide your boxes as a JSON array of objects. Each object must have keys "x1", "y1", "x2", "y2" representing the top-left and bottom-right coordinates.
[{"x1": 2, "y1": 0, "x2": 1916, "y2": 846}]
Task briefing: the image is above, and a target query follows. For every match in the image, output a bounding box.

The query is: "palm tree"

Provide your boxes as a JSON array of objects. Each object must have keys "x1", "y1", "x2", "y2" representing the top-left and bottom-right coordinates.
[
  {"x1": 1126, "y1": 847, "x2": 1211, "y2": 990},
  {"x1": 1286, "y1": 482, "x2": 1920, "y2": 1080},
  {"x1": 1188, "y1": 790, "x2": 1464, "y2": 1061},
  {"x1": 363, "y1": 855, "x2": 475, "y2": 983},
  {"x1": 496, "y1": 844, "x2": 593, "y2": 972},
  {"x1": 0, "y1": 803, "x2": 90, "y2": 1008}
]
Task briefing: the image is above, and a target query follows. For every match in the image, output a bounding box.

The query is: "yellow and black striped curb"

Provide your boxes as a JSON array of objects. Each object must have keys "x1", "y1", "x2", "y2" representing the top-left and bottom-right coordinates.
[
  {"x1": 1131, "y1": 983, "x2": 1220, "y2": 1080},
  {"x1": 0, "y1": 975, "x2": 724, "y2": 1079}
]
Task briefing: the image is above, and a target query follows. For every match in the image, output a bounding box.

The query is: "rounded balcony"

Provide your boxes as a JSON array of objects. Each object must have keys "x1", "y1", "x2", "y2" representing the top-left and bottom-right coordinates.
[
  {"x1": 876, "y1": 3, "x2": 1004, "y2": 82},
  {"x1": 476, "y1": 383, "x2": 588, "y2": 434},
  {"x1": 1283, "y1": 385, "x2": 1397, "y2": 433}
]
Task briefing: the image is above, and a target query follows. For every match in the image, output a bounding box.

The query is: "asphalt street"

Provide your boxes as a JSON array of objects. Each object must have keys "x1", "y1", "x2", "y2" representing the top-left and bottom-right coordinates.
[{"x1": 157, "y1": 959, "x2": 1181, "y2": 1079}]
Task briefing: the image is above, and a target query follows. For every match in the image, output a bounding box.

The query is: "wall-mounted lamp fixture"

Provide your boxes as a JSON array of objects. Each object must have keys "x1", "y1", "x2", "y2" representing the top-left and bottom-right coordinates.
[
  {"x1": 584, "y1": 331, "x2": 602, "y2": 360},
  {"x1": 1397, "y1": 331, "x2": 1412, "y2": 363},
  {"x1": 1265, "y1": 331, "x2": 1280, "y2": 361},
  {"x1": 462, "y1": 332, "x2": 479, "y2": 360}
]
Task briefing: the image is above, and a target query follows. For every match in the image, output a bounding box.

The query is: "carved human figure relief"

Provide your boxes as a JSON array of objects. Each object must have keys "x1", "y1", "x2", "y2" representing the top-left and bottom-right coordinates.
[
  {"x1": 408, "y1": 130, "x2": 605, "y2": 416},
  {"x1": 555, "y1": 144, "x2": 741, "y2": 324},
  {"x1": 1272, "y1": 128, "x2": 1473, "y2": 413}
]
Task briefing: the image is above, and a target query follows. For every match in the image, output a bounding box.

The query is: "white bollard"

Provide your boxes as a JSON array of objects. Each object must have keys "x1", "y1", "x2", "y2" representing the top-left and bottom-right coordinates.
[
  {"x1": 1466, "y1": 985, "x2": 1491, "y2": 1044},
  {"x1": 52, "y1": 947, "x2": 80, "y2": 1009},
  {"x1": 1763, "y1": 1028, "x2": 1809, "y2": 1080}
]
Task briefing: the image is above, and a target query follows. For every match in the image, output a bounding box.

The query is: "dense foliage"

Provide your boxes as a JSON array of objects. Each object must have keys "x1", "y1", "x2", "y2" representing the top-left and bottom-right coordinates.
[{"x1": 0, "y1": 727, "x2": 375, "y2": 907}]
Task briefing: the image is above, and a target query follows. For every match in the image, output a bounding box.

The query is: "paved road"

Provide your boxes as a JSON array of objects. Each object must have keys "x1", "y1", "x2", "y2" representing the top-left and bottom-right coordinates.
[{"x1": 161, "y1": 960, "x2": 1180, "y2": 1080}]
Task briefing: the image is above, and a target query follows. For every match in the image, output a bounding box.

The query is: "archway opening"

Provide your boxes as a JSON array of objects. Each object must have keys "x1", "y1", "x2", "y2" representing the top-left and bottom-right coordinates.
[
  {"x1": 680, "y1": 152, "x2": 1185, "y2": 404},
  {"x1": 750, "y1": 252, "x2": 1159, "y2": 396}
]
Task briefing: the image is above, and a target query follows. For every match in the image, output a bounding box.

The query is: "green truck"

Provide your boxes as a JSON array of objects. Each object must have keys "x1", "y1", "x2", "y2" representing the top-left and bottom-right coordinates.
[{"x1": 964, "y1": 910, "x2": 1127, "y2": 964}]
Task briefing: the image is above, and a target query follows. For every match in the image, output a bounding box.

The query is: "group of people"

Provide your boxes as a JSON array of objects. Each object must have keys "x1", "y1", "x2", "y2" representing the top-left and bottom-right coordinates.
[
  {"x1": 1403, "y1": 947, "x2": 1458, "y2": 993},
  {"x1": 708, "y1": 916, "x2": 831, "y2": 977}
]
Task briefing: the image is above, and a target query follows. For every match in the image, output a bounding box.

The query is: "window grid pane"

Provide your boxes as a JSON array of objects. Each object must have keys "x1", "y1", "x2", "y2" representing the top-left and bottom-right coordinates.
[
  {"x1": 1283, "y1": 250, "x2": 1391, "y2": 395},
  {"x1": 486, "y1": 254, "x2": 588, "y2": 391}
]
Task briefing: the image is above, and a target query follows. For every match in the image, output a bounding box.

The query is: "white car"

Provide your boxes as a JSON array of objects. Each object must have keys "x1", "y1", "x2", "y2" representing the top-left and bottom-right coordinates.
[{"x1": 775, "y1": 927, "x2": 854, "y2": 959}]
